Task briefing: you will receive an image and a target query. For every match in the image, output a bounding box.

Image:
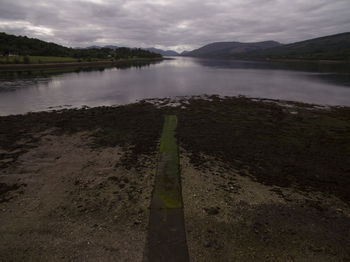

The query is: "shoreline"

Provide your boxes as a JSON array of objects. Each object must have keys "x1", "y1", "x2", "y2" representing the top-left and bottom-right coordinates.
[
  {"x1": 0, "y1": 57, "x2": 164, "y2": 71},
  {"x1": 1, "y1": 96, "x2": 350, "y2": 261},
  {"x1": 0, "y1": 95, "x2": 346, "y2": 117}
]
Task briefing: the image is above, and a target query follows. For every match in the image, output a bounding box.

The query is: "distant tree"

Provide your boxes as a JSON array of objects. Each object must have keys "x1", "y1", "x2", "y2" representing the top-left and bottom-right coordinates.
[
  {"x1": 23, "y1": 55, "x2": 30, "y2": 64},
  {"x1": 0, "y1": 32, "x2": 162, "y2": 61}
]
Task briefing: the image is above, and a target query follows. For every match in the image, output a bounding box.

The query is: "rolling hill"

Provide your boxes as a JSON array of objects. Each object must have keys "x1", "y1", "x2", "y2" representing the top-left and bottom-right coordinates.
[
  {"x1": 184, "y1": 32, "x2": 350, "y2": 61},
  {"x1": 184, "y1": 41, "x2": 281, "y2": 57},
  {"x1": 235, "y1": 32, "x2": 350, "y2": 61}
]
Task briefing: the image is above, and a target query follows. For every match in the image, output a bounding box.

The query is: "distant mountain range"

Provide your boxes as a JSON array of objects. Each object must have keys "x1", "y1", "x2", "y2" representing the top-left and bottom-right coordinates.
[
  {"x1": 184, "y1": 32, "x2": 350, "y2": 60},
  {"x1": 184, "y1": 41, "x2": 281, "y2": 57},
  {"x1": 2, "y1": 31, "x2": 349, "y2": 61},
  {"x1": 66, "y1": 32, "x2": 350, "y2": 61},
  {"x1": 144, "y1": 48, "x2": 179, "y2": 56},
  {"x1": 76, "y1": 45, "x2": 119, "y2": 50},
  {"x1": 78, "y1": 46, "x2": 181, "y2": 56},
  {"x1": 180, "y1": 50, "x2": 190, "y2": 56}
]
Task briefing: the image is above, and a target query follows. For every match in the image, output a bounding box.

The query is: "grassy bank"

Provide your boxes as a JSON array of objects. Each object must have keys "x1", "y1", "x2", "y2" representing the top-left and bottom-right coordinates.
[
  {"x1": 0, "y1": 57, "x2": 164, "y2": 71},
  {"x1": 0, "y1": 55, "x2": 79, "y2": 64}
]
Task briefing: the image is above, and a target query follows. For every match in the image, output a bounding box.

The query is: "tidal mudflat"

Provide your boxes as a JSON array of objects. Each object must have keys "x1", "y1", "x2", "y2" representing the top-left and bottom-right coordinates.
[{"x1": 1, "y1": 96, "x2": 349, "y2": 261}]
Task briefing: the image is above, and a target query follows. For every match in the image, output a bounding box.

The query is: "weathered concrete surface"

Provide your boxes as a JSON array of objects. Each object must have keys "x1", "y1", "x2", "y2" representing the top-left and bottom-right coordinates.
[{"x1": 144, "y1": 115, "x2": 189, "y2": 262}]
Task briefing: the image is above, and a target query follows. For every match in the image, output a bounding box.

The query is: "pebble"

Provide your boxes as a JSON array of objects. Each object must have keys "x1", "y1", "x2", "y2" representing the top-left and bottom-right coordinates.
[
  {"x1": 204, "y1": 241, "x2": 212, "y2": 248},
  {"x1": 204, "y1": 207, "x2": 219, "y2": 215}
]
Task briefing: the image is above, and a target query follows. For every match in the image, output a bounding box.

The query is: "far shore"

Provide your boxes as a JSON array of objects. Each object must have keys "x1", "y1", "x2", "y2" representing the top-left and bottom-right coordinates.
[{"x1": 0, "y1": 57, "x2": 165, "y2": 71}]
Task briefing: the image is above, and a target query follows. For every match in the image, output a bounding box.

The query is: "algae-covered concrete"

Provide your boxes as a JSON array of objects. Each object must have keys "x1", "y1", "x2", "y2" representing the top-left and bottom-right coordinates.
[{"x1": 144, "y1": 115, "x2": 189, "y2": 262}]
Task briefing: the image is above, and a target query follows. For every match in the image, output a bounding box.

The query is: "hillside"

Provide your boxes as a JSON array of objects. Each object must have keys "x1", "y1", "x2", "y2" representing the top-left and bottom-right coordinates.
[
  {"x1": 235, "y1": 32, "x2": 350, "y2": 61},
  {"x1": 0, "y1": 32, "x2": 161, "y2": 61},
  {"x1": 0, "y1": 32, "x2": 74, "y2": 57},
  {"x1": 77, "y1": 45, "x2": 119, "y2": 50},
  {"x1": 145, "y1": 48, "x2": 179, "y2": 56},
  {"x1": 184, "y1": 41, "x2": 281, "y2": 57}
]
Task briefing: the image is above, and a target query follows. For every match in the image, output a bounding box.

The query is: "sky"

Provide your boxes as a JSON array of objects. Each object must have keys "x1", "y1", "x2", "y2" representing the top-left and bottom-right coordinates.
[{"x1": 0, "y1": 0, "x2": 349, "y2": 52}]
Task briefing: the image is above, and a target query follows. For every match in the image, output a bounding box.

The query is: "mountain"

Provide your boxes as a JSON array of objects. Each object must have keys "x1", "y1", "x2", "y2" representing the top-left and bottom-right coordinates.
[
  {"x1": 77, "y1": 45, "x2": 119, "y2": 50},
  {"x1": 185, "y1": 41, "x2": 281, "y2": 57},
  {"x1": 85, "y1": 45, "x2": 102, "y2": 49},
  {"x1": 235, "y1": 32, "x2": 350, "y2": 61},
  {"x1": 145, "y1": 48, "x2": 179, "y2": 56},
  {"x1": 180, "y1": 50, "x2": 190, "y2": 56},
  {"x1": 103, "y1": 45, "x2": 119, "y2": 50}
]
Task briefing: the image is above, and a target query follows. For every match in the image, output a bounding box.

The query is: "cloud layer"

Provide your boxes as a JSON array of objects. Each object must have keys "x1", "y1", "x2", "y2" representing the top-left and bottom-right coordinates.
[{"x1": 1, "y1": 0, "x2": 349, "y2": 51}]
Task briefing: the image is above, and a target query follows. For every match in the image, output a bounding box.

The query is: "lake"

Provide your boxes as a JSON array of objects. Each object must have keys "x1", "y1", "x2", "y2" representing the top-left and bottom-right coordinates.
[{"x1": 0, "y1": 57, "x2": 350, "y2": 115}]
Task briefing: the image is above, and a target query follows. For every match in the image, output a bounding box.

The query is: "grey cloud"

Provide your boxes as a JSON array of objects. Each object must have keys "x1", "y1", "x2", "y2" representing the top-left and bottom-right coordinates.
[{"x1": 0, "y1": 0, "x2": 349, "y2": 51}]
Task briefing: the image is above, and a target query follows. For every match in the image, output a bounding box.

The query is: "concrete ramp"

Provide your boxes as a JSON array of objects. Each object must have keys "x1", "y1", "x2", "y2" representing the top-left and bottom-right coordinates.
[{"x1": 143, "y1": 115, "x2": 189, "y2": 262}]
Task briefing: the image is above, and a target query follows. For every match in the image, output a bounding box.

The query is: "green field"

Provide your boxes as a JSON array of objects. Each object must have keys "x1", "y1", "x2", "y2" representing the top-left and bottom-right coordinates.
[
  {"x1": 0, "y1": 56, "x2": 151, "y2": 65},
  {"x1": 0, "y1": 56, "x2": 79, "y2": 64}
]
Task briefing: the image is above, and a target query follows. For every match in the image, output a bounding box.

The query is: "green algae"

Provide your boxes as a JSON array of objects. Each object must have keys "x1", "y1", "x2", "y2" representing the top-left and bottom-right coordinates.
[{"x1": 154, "y1": 115, "x2": 182, "y2": 208}]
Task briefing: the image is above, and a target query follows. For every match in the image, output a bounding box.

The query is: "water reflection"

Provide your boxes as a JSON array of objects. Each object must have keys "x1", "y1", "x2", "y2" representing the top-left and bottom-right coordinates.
[
  {"x1": 0, "y1": 57, "x2": 350, "y2": 115},
  {"x1": 183, "y1": 57, "x2": 350, "y2": 88},
  {"x1": 0, "y1": 60, "x2": 161, "y2": 92},
  {"x1": 190, "y1": 57, "x2": 350, "y2": 74}
]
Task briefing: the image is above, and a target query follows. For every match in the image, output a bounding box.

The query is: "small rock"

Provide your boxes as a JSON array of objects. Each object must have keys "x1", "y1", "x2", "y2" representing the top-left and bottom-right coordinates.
[
  {"x1": 204, "y1": 207, "x2": 219, "y2": 215},
  {"x1": 0, "y1": 158, "x2": 14, "y2": 164},
  {"x1": 108, "y1": 176, "x2": 119, "y2": 182},
  {"x1": 204, "y1": 241, "x2": 212, "y2": 248}
]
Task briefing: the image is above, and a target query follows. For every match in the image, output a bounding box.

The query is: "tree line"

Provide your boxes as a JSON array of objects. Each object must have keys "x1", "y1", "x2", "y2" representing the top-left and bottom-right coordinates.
[{"x1": 0, "y1": 32, "x2": 162, "y2": 59}]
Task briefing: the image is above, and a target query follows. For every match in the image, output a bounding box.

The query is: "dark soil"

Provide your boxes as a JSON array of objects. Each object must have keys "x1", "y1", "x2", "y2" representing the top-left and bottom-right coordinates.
[
  {"x1": 2, "y1": 95, "x2": 349, "y2": 202},
  {"x1": 173, "y1": 96, "x2": 350, "y2": 204},
  {"x1": 0, "y1": 182, "x2": 26, "y2": 203},
  {"x1": 1, "y1": 96, "x2": 350, "y2": 261},
  {"x1": 0, "y1": 102, "x2": 163, "y2": 169}
]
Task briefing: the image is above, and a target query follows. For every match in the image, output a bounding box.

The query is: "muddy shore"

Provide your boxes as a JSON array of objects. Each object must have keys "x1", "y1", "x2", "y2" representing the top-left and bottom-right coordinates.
[{"x1": 1, "y1": 96, "x2": 350, "y2": 261}]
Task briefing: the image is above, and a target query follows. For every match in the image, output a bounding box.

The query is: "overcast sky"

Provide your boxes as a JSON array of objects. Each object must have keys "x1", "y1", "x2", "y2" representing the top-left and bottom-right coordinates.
[{"x1": 0, "y1": 0, "x2": 349, "y2": 52}]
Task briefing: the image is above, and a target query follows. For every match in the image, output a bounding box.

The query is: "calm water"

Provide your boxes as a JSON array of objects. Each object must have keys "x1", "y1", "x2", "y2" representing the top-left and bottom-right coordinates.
[{"x1": 0, "y1": 57, "x2": 350, "y2": 115}]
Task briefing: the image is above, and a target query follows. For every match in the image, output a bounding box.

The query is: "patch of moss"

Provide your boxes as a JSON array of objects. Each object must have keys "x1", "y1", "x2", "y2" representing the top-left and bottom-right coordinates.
[{"x1": 155, "y1": 115, "x2": 182, "y2": 208}]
